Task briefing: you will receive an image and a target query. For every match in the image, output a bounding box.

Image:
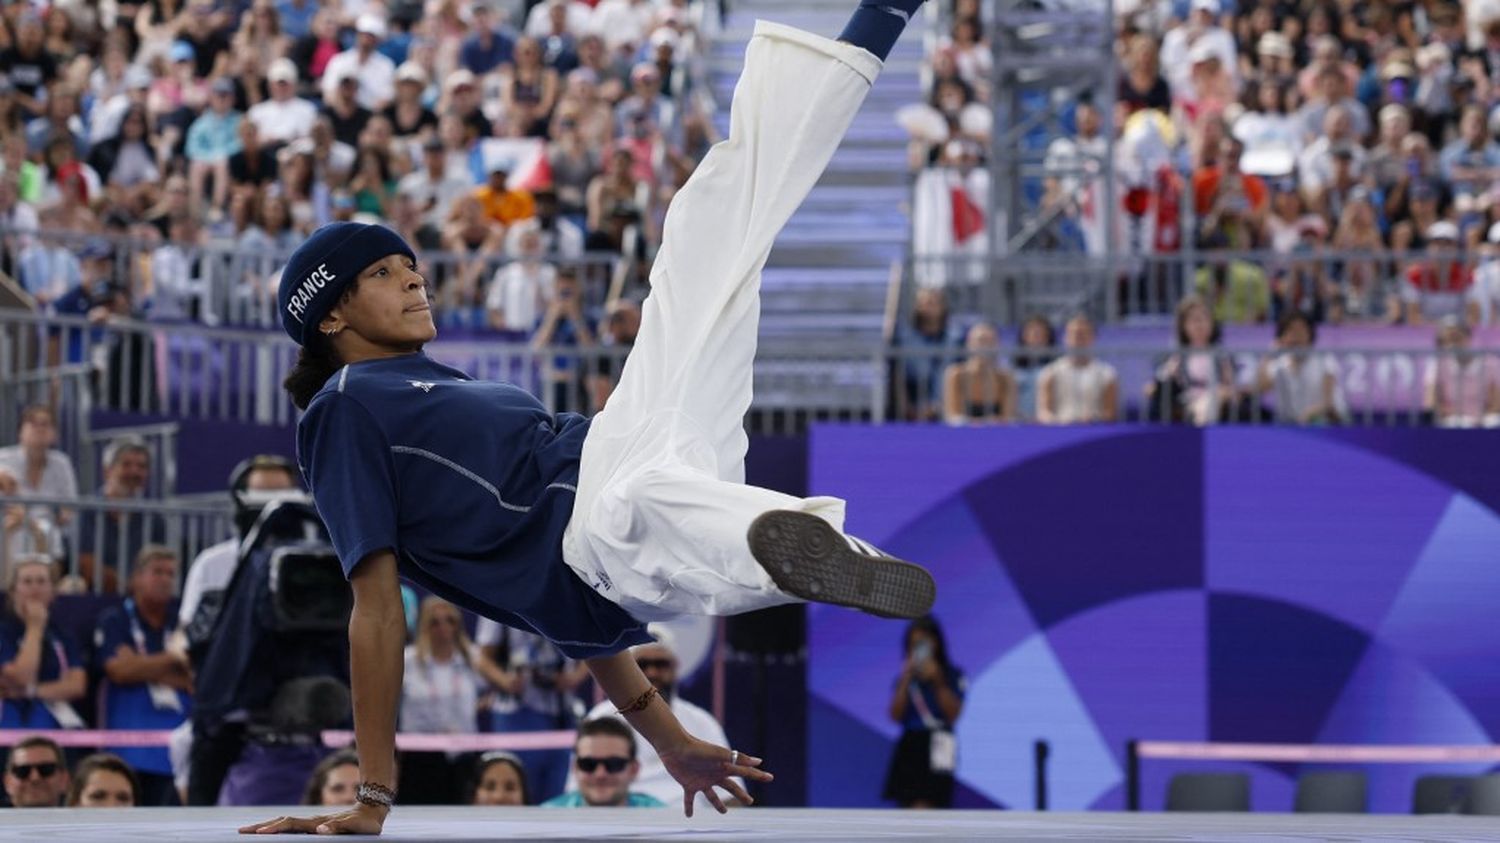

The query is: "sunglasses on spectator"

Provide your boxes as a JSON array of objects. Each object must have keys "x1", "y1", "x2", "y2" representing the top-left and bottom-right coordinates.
[
  {"x1": 576, "y1": 756, "x2": 630, "y2": 774},
  {"x1": 635, "y1": 658, "x2": 672, "y2": 671},
  {"x1": 8, "y1": 763, "x2": 59, "y2": 779}
]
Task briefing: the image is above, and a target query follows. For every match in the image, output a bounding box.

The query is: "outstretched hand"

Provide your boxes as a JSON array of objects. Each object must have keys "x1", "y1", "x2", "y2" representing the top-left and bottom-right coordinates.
[
  {"x1": 238, "y1": 803, "x2": 388, "y2": 836},
  {"x1": 659, "y1": 736, "x2": 772, "y2": 817}
]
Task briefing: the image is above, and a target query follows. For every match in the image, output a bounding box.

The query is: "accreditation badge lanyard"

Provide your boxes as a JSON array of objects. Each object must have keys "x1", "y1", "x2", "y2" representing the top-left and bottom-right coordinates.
[
  {"x1": 909, "y1": 676, "x2": 957, "y2": 774},
  {"x1": 124, "y1": 598, "x2": 185, "y2": 713},
  {"x1": 39, "y1": 633, "x2": 86, "y2": 729}
]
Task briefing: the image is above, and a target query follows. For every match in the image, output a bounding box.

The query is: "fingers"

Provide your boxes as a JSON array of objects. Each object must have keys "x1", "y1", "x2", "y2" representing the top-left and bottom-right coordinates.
[
  {"x1": 238, "y1": 815, "x2": 321, "y2": 834},
  {"x1": 727, "y1": 752, "x2": 773, "y2": 783},
  {"x1": 722, "y1": 778, "x2": 755, "y2": 806},
  {"x1": 683, "y1": 789, "x2": 694, "y2": 818},
  {"x1": 705, "y1": 788, "x2": 728, "y2": 814}
]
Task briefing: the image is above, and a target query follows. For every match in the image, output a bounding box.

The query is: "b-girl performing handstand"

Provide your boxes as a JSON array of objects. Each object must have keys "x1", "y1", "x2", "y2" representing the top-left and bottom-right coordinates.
[{"x1": 244, "y1": 2, "x2": 932, "y2": 835}]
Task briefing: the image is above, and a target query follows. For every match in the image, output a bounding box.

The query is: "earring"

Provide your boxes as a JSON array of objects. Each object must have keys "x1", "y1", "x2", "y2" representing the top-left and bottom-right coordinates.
[{"x1": 323, "y1": 327, "x2": 341, "y2": 337}]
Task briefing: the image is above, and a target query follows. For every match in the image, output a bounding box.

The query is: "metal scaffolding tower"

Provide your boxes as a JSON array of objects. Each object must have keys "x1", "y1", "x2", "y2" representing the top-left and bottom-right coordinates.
[{"x1": 984, "y1": 0, "x2": 1118, "y2": 321}]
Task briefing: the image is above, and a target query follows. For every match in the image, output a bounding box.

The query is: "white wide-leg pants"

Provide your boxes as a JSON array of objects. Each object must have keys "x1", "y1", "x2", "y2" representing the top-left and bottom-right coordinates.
[{"x1": 561, "y1": 22, "x2": 882, "y2": 621}]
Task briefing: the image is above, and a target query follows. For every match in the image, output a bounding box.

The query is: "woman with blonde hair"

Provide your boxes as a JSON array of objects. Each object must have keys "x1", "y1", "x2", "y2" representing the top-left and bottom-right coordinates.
[
  {"x1": 396, "y1": 597, "x2": 485, "y2": 803},
  {"x1": 0, "y1": 556, "x2": 86, "y2": 730}
]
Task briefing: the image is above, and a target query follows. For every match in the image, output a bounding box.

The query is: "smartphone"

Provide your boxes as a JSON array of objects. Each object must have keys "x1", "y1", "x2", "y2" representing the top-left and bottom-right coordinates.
[{"x1": 912, "y1": 640, "x2": 934, "y2": 664}]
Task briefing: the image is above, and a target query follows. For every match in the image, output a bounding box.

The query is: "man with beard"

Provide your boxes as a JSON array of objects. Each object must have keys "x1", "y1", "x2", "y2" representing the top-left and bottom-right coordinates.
[{"x1": 566, "y1": 626, "x2": 738, "y2": 807}]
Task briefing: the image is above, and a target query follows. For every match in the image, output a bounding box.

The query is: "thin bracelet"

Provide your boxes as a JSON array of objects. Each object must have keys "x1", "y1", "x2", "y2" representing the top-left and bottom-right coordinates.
[{"x1": 616, "y1": 686, "x2": 658, "y2": 715}]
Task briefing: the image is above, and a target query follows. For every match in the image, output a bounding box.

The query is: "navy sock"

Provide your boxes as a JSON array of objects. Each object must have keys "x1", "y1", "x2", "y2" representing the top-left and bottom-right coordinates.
[{"x1": 838, "y1": 0, "x2": 923, "y2": 62}]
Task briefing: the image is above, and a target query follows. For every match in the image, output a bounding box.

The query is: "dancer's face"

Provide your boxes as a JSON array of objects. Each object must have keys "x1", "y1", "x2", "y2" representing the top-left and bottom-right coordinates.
[
  {"x1": 322, "y1": 254, "x2": 436, "y2": 352},
  {"x1": 575, "y1": 735, "x2": 637, "y2": 806}
]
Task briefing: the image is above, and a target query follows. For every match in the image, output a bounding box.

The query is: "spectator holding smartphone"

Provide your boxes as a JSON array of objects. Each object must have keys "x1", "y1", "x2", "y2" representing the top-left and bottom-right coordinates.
[{"x1": 882, "y1": 616, "x2": 965, "y2": 809}]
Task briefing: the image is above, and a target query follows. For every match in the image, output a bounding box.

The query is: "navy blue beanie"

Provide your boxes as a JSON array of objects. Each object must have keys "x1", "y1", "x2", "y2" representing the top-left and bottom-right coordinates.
[{"x1": 278, "y1": 222, "x2": 417, "y2": 345}]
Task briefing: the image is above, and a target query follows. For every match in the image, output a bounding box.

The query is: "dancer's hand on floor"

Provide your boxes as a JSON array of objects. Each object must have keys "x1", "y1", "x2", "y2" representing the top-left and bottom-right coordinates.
[
  {"x1": 238, "y1": 802, "x2": 388, "y2": 835},
  {"x1": 659, "y1": 736, "x2": 772, "y2": 817}
]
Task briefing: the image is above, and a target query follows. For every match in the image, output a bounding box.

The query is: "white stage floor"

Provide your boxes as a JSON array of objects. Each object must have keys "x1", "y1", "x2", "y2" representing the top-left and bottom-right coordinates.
[{"x1": 3, "y1": 807, "x2": 1500, "y2": 841}]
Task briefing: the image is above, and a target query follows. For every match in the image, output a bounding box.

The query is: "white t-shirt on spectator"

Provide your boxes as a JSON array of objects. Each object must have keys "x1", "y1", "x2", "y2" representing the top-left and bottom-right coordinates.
[
  {"x1": 527, "y1": 0, "x2": 594, "y2": 37},
  {"x1": 149, "y1": 244, "x2": 208, "y2": 322},
  {"x1": 1266, "y1": 353, "x2": 1341, "y2": 423},
  {"x1": 1470, "y1": 260, "x2": 1500, "y2": 326},
  {"x1": 591, "y1": 0, "x2": 656, "y2": 51},
  {"x1": 486, "y1": 261, "x2": 556, "y2": 331},
  {"x1": 400, "y1": 645, "x2": 482, "y2": 735},
  {"x1": 1158, "y1": 26, "x2": 1236, "y2": 98},
  {"x1": 178, "y1": 537, "x2": 239, "y2": 628},
  {"x1": 245, "y1": 97, "x2": 319, "y2": 144},
  {"x1": 541, "y1": 217, "x2": 586, "y2": 259},
  {"x1": 1425, "y1": 354, "x2": 1500, "y2": 427},
  {"x1": 1297, "y1": 137, "x2": 1367, "y2": 194},
  {"x1": 1039, "y1": 356, "x2": 1117, "y2": 424},
  {"x1": 322, "y1": 49, "x2": 397, "y2": 111},
  {"x1": 567, "y1": 694, "x2": 739, "y2": 808},
  {"x1": 397, "y1": 169, "x2": 474, "y2": 228},
  {"x1": 0, "y1": 446, "x2": 79, "y2": 509}
]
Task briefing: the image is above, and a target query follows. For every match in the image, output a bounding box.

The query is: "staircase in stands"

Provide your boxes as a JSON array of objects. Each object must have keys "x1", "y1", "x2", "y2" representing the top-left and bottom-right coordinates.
[{"x1": 705, "y1": 0, "x2": 927, "y2": 348}]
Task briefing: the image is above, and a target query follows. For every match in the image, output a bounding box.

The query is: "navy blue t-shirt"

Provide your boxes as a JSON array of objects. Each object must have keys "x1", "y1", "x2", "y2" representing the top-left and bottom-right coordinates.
[
  {"x1": 0, "y1": 616, "x2": 83, "y2": 729},
  {"x1": 296, "y1": 353, "x2": 650, "y2": 659}
]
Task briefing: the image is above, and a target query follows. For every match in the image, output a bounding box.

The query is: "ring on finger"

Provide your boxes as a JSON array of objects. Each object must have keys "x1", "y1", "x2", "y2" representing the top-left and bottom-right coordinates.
[{"x1": 730, "y1": 750, "x2": 739, "y2": 765}]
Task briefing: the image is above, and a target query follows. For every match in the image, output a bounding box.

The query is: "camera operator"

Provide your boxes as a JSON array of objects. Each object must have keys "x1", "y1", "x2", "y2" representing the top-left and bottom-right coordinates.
[
  {"x1": 474, "y1": 618, "x2": 589, "y2": 803},
  {"x1": 173, "y1": 456, "x2": 304, "y2": 806}
]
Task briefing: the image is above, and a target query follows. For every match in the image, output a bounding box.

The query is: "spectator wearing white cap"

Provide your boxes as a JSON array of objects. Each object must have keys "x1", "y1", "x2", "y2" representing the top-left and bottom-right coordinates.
[
  {"x1": 384, "y1": 62, "x2": 438, "y2": 142},
  {"x1": 321, "y1": 14, "x2": 396, "y2": 110},
  {"x1": 442, "y1": 69, "x2": 495, "y2": 141},
  {"x1": 1158, "y1": 0, "x2": 1236, "y2": 100},
  {"x1": 1469, "y1": 222, "x2": 1500, "y2": 326},
  {"x1": 565, "y1": 625, "x2": 740, "y2": 809},
  {"x1": 1402, "y1": 221, "x2": 1479, "y2": 326},
  {"x1": 247, "y1": 59, "x2": 317, "y2": 144},
  {"x1": 1254, "y1": 32, "x2": 1295, "y2": 84}
]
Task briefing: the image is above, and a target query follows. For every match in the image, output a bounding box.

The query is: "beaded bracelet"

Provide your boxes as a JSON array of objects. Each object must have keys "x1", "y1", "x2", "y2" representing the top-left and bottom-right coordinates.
[
  {"x1": 615, "y1": 686, "x2": 659, "y2": 715},
  {"x1": 356, "y1": 782, "x2": 396, "y2": 809}
]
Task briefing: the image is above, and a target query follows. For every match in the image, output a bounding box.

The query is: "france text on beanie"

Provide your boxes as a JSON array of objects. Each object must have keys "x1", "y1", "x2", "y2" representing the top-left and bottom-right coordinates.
[{"x1": 278, "y1": 222, "x2": 417, "y2": 345}]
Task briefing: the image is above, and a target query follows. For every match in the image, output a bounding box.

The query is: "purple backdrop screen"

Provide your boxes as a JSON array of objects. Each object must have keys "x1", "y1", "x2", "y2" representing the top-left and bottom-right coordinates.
[{"x1": 807, "y1": 426, "x2": 1500, "y2": 813}]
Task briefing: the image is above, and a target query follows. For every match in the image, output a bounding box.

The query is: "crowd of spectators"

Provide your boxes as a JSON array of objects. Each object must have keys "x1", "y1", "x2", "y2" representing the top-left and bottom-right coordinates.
[
  {"x1": 890, "y1": 288, "x2": 1500, "y2": 426},
  {"x1": 1, "y1": 477, "x2": 728, "y2": 810},
  {"x1": 903, "y1": 0, "x2": 1500, "y2": 329},
  {"x1": 0, "y1": 0, "x2": 716, "y2": 340}
]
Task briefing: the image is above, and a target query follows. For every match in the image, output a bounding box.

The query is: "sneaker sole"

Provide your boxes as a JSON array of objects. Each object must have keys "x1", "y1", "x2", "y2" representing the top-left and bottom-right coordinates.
[{"x1": 747, "y1": 510, "x2": 936, "y2": 619}]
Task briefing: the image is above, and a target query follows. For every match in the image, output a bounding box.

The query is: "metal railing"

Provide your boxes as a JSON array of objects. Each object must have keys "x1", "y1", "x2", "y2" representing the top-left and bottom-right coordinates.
[
  {"x1": 904, "y1": 245, "x2": 1497, "y2": 328},
  {"x1": 6, "y1": 311, "x2": 1495, "y2": 433},
  {"x1": 0, "y1": 364, "x2": 92, "y2": 467},
  {"x1": 883, "y1": 345, "x2": 1498, "y2": 427},
  {"x1": 0, "y1": 492, "x2": 233, "y2": 596},
  {"x1": 6, "y1": 227, "x2": 639, "y2": 330}
]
